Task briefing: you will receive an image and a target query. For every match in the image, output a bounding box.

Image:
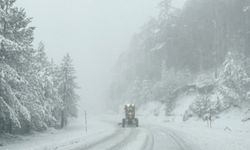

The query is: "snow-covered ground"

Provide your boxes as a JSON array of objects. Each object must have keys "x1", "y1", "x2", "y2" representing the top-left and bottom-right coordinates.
[
  {"x1": 162, "y1": 121, "x2": 250, "y2": 150},
  {"x1": 140, "y1": 99, "x2": 250, "y2": 150},
  {"x1": 149, "y1": 116, "x2": 250, "y2": 150},
  {"x1": 1, "y1": 103, "x2": 250, "y2": 150},
  {"x1": 0, "y1": 115, "x2": 117, "y2": 150}
]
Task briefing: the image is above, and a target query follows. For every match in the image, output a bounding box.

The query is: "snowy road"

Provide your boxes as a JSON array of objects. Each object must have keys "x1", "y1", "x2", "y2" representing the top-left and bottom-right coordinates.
[
  {"x1": 69, "y1": 124, "x2": 197, "y2": 150},
  {"x1": 2, "y1": 114, "x2": 250, "y2": 150}
]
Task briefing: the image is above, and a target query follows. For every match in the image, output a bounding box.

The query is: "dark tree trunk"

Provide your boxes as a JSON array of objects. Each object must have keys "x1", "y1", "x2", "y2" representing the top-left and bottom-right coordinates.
[
  {"x1": 60, "y1": 110, "x2": 68, "y2": 128},
  {"x1": 8, "y1": 118, "x2": 12, "y2": 134},
  {"x1": 60, "y1": 110, "x2": 65, "y2": 128}
]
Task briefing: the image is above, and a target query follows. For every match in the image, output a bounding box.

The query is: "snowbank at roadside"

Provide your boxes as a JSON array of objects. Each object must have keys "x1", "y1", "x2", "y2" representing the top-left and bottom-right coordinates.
[
  {"x1": 0, "y1": 115, "x2": 117, "y2": 150},
  {"x1": 139, "y1": 112, "x2": 250, "y2": 150},
  {"x1": 138, "y1": 93, "x2": 250, "y2": 131},
  {"x1": 138, "y1": 98, "x2": 250, "y2": 150},
  {"x1": 160, "y1": 120, "x2": 250, "y2": 150}
]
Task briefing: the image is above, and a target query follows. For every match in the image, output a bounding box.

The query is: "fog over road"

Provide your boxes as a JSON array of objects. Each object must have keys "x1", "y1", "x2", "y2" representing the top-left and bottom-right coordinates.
[{"x1": 17, "y1": 0, "x2": 186, "y2": 113}]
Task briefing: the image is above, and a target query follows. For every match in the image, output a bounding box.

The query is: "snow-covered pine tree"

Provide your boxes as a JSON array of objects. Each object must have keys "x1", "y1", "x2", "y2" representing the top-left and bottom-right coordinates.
[
  {"x1": 24, "y1": 43, "x2": 59, "y2": 130},
  {"x1": 218, "y1": 51, "x2": 250, "y2": 106},
  {"x1": 190, "y1": 94, "x2": 210, "y2": 119},
  {"x1": 0, "y1": 63, "x2": 31, "y2": 133},
  {"x1": 0, "y1": 0, "x2": 79, "y2": 133},
  {"x1": 50, "y1": 61, "x2": 63, "y2": 126},
  {"x1": 58, "y1": 54, "x2": 79, "y2": 128},
  {"x1": 0, "y1": 0, "x2": 35, "y2": 133},
  {"x1": 0, "y1": 0, "x2": 35, "y2": 71}
]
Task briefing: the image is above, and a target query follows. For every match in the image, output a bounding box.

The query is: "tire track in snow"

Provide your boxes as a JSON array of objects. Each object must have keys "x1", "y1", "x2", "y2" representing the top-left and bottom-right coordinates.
[
  {"x1": 69, "y1": 123, "x2": 197, "y2": 150},
  {"x1": 155, "y1": 126, "x2": 198, "y2": 150},
  {"x1": 141, "y1": 128, "x2": 154, "y2": 150},
  {"x1": 106, "y1": 128, "x2": 139, "y2": 150},
  {"x1": 106, "y1": 127, "x2": 154, "y2": 150},
  {"x1": 77, "y1": 128, "x2": 125, "y2": 150},
  {"x1": 159, "y1": 128, "x2": 188, "y2": 150},
  {"x1": 80, "y1": 128, "x2": 136, "y2": 150}
]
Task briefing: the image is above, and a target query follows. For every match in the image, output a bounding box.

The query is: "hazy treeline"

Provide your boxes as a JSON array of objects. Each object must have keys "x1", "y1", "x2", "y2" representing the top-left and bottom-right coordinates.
[
  {"x1": 111, "y1": 0, "x2": 250, "y2": 118},
  {"x1": 0, "y1": 0, "x2": 78, "y2": 134}
]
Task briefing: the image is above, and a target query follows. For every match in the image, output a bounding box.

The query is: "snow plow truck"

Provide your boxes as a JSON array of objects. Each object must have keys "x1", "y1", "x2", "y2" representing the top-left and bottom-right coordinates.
[{"x1": 122, "y1": 104, "x2": 139, "y2": 128}]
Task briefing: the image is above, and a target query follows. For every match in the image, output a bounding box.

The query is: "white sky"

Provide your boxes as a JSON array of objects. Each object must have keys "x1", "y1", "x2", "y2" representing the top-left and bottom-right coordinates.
[{"x1": 16, "y1": 0, "x2": 186, "y2": 112}]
